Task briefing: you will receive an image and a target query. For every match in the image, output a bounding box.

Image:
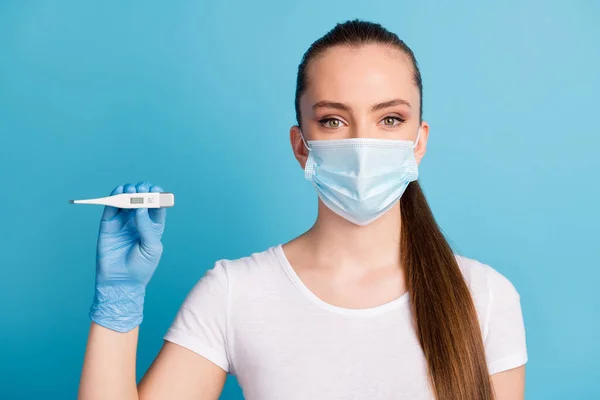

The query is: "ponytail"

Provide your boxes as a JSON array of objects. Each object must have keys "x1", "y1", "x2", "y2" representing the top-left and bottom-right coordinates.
[{"x1": 401, "y1": 182, "x2": 493, "y2": 399}]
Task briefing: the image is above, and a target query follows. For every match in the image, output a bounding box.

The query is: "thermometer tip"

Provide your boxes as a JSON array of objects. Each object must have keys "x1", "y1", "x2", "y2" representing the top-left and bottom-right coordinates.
[{"x1": 68, "y1": 200, "x2": 74, "y2": 204}]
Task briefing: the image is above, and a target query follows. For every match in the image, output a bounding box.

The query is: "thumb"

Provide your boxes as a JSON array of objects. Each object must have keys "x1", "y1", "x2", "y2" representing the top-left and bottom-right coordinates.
[{"x1": 135, "y1": 208, "x2": 160, "y2": 248}]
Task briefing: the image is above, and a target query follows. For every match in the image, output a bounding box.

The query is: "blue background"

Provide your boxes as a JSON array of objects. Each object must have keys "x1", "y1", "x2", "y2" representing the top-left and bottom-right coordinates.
[{"x1": 1, "y1": 1, "x2": 598, "y2": 399}]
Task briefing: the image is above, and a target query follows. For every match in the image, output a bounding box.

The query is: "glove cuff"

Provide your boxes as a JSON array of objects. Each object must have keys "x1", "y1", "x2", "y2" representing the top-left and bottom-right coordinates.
[{"x1": 89, "y1": 284, "x2": 146, "y2": 333}]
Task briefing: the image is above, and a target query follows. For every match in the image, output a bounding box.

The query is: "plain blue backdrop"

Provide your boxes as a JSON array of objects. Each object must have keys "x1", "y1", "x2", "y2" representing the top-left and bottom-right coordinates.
[{"x1": 1, "y1": 1, "x2": 598, "y2": 399}]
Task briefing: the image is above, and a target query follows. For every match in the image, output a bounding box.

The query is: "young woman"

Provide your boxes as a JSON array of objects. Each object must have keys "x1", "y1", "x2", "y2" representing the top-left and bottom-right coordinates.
[{"x1": 79, "y1": 19, "x2": 527, "y2": 400}]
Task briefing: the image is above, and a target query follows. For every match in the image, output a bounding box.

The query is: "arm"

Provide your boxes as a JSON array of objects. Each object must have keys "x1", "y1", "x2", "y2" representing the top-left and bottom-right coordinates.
[
  {"x1": 78, "y1": 182, "x2": 227, "y2": 399},
  {"x1": 138, "y1": 341, "x2": 226, "y2": 399},
  {"x1": 140, "y1": 258, "x2": 235, "y2": 399},
  {"x1": 483, "y1": 266, "x2": 528, "y2": 400},
  {"x1": 78, "y1": 323, "x2": 139, "y2": 400},
  {"x1": 78, "y1": 324, "x2": 227, "y2": 400},
  {"x1": 491, "y1": 365, "x2": 525, "y2": 400}
]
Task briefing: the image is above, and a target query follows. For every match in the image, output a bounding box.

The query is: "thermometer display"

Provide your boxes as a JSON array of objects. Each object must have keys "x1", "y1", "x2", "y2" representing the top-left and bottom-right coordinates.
[{"x1": 130, "y1": 197, "x2": 144, "y2": 204}]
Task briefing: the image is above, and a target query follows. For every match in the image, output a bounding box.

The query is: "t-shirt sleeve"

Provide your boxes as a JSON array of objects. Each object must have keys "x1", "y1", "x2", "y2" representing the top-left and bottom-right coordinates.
[
  {"x1": 163, "y1": 260, "x2": 231, "y2": 373},
  {"x1": 483, "y1": 267, "x2": 528, "y2": 375}
]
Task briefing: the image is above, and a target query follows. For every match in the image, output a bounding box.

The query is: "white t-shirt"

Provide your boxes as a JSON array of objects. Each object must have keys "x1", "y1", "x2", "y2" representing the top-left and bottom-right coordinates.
[{"x1": 163, "y1": 244, "x2": 528, "y2": 399}]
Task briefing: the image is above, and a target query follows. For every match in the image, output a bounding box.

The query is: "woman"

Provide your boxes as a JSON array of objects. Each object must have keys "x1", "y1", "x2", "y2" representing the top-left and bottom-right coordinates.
[{"x1": 79, "y1": 19, "x2": 527, "y2": 400}]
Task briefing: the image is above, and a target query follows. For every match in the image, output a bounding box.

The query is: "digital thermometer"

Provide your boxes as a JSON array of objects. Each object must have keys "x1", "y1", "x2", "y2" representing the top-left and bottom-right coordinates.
[{"x1": 69, "y1": 192, "x2": 175, "y2": 209}]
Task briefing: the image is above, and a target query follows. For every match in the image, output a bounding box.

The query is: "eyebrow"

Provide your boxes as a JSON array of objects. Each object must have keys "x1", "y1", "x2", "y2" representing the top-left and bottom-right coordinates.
[
  {"x1": 371, "y1": 98, "x2": 412, "y2": 112},
  {"x1": 312, "y1": 98, "x2": 411, "y2": 113}
]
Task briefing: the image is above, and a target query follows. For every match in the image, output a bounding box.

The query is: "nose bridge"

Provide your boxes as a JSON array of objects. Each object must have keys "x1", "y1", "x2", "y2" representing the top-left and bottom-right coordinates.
[{"x1": 349, "y1": 113, "x2": 374, "y2": 139}]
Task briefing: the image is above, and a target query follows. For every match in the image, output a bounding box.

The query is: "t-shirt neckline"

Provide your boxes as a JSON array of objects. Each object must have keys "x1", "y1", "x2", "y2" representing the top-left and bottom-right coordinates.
[{"x1": 273, "y1": 244, "x2": 410, "y2": 317}]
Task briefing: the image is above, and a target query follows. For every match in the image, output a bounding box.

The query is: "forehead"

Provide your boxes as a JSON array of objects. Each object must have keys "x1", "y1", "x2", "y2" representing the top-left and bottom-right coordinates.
[{"x1": 301, "y1": 44, "x2": 419, "y2": 111}]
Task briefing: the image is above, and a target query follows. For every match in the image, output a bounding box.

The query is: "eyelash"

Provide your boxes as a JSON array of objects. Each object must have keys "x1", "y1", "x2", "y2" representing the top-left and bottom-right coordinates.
[{"x1": 318, "y1": 116, "x2": 405, "y2": 129}]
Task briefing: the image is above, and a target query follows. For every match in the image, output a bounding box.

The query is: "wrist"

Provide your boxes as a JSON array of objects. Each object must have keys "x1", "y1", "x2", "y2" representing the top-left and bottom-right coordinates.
[{"x1": 89, "y1": 283, "x2": 146, "y2": 333}]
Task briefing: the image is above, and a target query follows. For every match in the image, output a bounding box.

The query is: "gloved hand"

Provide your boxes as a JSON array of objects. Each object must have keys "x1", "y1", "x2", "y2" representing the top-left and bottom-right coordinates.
[{"x1": 89, "y1": 181, "x2": 167, "y2": 332}]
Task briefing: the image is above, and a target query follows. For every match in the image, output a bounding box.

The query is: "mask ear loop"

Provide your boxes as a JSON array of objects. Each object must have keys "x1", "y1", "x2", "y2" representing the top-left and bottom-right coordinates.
[
  {"x1": 412, "y1": 127, "x2": 422, "y2": 149},
  {"x1": 298, "y1": 129, "x2": 312, "y2": 151},
  {"x1": 299, "y1": 129, "x2": 316, "y2": 179}
]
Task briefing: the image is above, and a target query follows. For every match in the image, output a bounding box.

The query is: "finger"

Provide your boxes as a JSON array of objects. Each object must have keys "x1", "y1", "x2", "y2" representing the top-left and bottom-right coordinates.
[
  {"x1": 149, "y1": 185, "x2": 166, "y2": 225},
  {"x1": 134, "y1": 181, "x2": 155, "y2": 227},
  {"x1": 119, "y1": 183, "x2": 137, "y2": 220},
  {"x1": 134, "y1": 207, "x2": 160, "y2": 247},
  {"x1": 135, "y1": 181, "x2": 151, "y2": 192},
  {"x1": 134, "y1": 181, "x2": 161, "y2": 245},
  {"x1": 101, "y1": 185, "x2": 124, "y2": 221}
]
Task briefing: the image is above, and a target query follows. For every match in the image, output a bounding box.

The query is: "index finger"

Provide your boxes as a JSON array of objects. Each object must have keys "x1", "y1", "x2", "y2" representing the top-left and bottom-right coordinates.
[
  {"x1": 149, "y1": 185, "x2": 167, "y2": 224},
  {"x1": 101, "y1": 184, "x2": 124, "y2": 221}
]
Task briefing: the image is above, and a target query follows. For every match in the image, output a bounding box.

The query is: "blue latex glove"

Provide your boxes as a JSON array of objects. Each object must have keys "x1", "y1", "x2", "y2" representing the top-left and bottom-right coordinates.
[{"x1": 89, "y1": 181, "x2": 167, "y2": 332}]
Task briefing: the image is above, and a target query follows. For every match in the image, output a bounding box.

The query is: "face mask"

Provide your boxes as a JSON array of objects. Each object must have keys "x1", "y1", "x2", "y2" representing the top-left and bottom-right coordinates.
[{"x1": 300, "y1": 129, "x2": 421, "y2": 226}]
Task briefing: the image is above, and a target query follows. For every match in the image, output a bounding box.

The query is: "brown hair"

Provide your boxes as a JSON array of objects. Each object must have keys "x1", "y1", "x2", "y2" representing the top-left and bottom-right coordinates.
[{"x1": 294, "y1": 19, "x2": 493, "y2": 400}]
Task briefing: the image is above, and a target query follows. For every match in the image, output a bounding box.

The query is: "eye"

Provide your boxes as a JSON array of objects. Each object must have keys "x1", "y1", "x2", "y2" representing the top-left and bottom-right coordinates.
[
  {"x1": 380, "y1": 116, "x2": 404, "y2": 127},
  {"x1": 318, "y1": 118, "x2": 346, "y2": 129}
]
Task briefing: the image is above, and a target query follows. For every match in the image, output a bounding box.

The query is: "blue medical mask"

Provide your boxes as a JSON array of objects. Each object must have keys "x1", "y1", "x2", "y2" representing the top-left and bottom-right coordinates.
[{"x1": 300, "y1": 129, "x2": 421, "y2": 226}]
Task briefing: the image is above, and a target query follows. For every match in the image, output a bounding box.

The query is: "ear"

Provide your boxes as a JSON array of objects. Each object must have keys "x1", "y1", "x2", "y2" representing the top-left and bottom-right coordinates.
[
  {"x1": 414, "y1": 121, "x2": 429, "y2": 165},
  {"x1": 290, "y1": 125, "x2": 309, "y2": 169}
]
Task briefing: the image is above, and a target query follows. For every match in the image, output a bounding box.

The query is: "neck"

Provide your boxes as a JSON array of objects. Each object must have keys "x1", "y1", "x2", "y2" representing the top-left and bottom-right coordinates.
[{"x1": 303, "y1": 200, "x2": 402, "y2": 271}]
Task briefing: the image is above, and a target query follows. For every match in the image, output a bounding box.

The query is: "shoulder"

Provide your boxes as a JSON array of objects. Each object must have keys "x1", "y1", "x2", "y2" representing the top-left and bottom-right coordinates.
[
  {"x1": 454, "y1": 254, "x2": 521, "y2": 301},
  {"x1": 216, "y1": 245, "x2": 282, "y2": 279},
  {"x1": 195, "y1": 245, "x2": 284, "y2": 296},
  {"x1": 454, "y1": 255, "x2": 528, "y2": 373},
  {"x1": 176, "y1": 244, "x2": 283, "y2": 311},
  {"x1": 454, "y1": 254, "x2": 523, "y2": 340}
]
